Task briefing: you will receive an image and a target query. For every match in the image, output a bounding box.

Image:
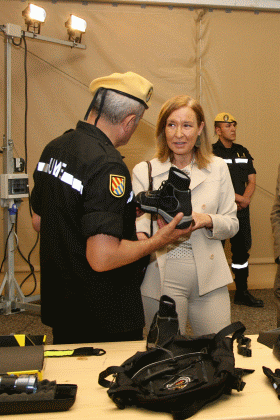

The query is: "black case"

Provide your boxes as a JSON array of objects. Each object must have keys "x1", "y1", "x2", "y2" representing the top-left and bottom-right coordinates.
[{"x1": 0, "y1": 384, "x2": 77, "y2": 415}]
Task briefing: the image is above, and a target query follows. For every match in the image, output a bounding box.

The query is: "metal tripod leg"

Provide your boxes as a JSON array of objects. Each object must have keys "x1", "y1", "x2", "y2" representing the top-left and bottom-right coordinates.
[{"x1": 0, "y1": 271, "x2": 40, "y2": 314}]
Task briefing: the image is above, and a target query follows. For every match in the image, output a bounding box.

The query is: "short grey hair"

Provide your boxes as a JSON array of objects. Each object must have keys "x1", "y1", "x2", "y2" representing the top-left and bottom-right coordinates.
[{"x1": 92, "y1": 89, "x2": 145, "y2": 125}]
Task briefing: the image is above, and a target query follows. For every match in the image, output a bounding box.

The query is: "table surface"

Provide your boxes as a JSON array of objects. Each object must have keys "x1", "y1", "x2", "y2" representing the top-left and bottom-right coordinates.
[{"x1": 2, "y1": 335, "x2": 280, "y2": 419}]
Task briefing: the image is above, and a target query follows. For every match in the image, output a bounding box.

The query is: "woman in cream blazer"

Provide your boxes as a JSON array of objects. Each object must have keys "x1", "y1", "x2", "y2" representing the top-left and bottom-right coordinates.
[{"x1": 132, "y1": 95, "x2": 238, "y2": 336}]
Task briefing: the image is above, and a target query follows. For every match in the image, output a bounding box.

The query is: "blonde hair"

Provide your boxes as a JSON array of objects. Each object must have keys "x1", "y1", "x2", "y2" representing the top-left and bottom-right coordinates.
[{"x1": 155, "y1": 95, "x2": 213, "y2": 169}]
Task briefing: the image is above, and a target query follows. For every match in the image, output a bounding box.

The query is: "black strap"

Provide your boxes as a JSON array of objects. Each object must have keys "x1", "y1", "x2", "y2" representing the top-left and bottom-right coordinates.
[
  {"x1": 237, "y1": 335, "x2": 252, "y2": 357},
  {"x1": 84, "y1": 87, "x2": 107, "y2": 124},
  {"x1": 45, "y1": 346, "x2": 106, "y2": 358},
  {"x1": 98, "y1": 366, "x2": 124, "y2": 388},
  {"x1": 99, "y1": 366, "x2": 139, "y2": 409},
  {"x1": 146, "y1": 161, "x2": 153, "y2": 237},
  {"x1": 84, "y1": 88, "x2": 100, "y2": 121},
  {"x1": 213, "y1": 321, "x2": 246, "y2": 346},
  {"x1": 94, "y1": 88, "x2": 107, "y2": 126},
  {"x1": 146, "y1": 161, "x2": 153, "y2": 192}
]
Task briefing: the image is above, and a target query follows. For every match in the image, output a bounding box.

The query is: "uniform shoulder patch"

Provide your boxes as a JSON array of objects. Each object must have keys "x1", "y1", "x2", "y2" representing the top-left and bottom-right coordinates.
[{"x1": 110, "y1": 174, "x2": 126, "y2": 198}]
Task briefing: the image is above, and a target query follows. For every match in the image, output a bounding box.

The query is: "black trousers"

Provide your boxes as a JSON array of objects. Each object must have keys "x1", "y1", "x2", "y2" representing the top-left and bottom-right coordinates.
[
  {"x1": 231, "y1": 213, "x2": 251, "y2": 264},
  {"x1": 224, "y1": 211, "x2": 252, "y2": 292},
  {"x1": 52, "y1": 326, "x2": 143, "y2": 345}
]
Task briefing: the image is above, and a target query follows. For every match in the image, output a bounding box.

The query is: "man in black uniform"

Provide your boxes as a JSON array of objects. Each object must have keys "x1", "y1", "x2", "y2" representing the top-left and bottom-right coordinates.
[
  {"x1": 213, "y1": 112, "x2": 263, "y2": 308},
  {"x1": 31, "y1": 71, "x2": 191, "y2": 344}
]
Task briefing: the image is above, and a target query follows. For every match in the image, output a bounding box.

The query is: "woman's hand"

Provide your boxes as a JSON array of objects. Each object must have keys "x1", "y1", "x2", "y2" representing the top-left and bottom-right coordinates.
[
  {"x1": 135, "y1": 206, "x2": 145, "y2": 217},
  {"x1": 191, "y1": 212, "x2": 213, "y2": 231}
]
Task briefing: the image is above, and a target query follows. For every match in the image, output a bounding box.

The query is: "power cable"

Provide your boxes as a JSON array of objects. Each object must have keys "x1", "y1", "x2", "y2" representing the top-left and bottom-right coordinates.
[
  {"x1": 19, "y1": 44, "x2": 88, "y2": 90},
  {"x1": 256, "y1": 183, "x2": 275, "y2": 198},
  {"x1": 14, "y1": 213, "x2": 39, "y2": 297},
  {"x1": 0, "y1": 224, "x2": 15, "y2": 275},
  {"x1": 5, "y1": 33, "x2": 40, "y2": 297}
]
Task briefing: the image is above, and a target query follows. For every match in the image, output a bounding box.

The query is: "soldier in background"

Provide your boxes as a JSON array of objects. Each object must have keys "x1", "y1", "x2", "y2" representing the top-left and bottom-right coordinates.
[{"x1": 213, "y1": 112, "x2": 263, "y2": 308}]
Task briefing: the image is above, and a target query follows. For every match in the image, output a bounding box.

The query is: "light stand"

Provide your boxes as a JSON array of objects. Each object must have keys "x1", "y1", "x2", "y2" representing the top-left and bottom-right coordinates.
[{"x1": 0, "y1": 24, "x2": 86, "y2": 314}]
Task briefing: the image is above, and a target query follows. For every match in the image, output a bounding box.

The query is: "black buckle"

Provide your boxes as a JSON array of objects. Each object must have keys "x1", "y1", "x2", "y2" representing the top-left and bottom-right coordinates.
[{"x1": 237, "y1": 335, "x2": 252, "y2": 357}]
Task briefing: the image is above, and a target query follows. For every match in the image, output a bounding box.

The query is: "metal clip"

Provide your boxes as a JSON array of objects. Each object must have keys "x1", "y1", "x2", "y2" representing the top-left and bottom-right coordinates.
[{"x1": 237, "y1": 335, "x2": 252, "y2": 357}]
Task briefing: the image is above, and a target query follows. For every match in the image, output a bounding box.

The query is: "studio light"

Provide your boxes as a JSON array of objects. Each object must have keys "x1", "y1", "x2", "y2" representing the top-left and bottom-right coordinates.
[
  {"x1": 22, "y1": 3, "x2": 46, "y2": 34},
  {"x1": 65, "y1": 15, "x2": 87, "y2": 43}
]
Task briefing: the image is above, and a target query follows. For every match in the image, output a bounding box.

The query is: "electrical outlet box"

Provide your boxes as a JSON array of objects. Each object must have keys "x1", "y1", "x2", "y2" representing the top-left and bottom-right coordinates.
[
  {"x1": 4, "y1": 24, "x2": 22, "y2": 38},
  {"x1": 0, "y1": 174, "x2": 29, "y2": 199}
]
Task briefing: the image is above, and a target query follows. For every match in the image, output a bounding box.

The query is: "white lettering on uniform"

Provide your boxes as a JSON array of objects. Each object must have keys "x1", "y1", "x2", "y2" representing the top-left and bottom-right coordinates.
[
  {"x1": 47, "y1": 158, "x2": 54, "y2": 174},
  {"x1": 53, "y1": 161, "x2": 67, "y2": 178},
  {"x1": 36, "y1": 157, "x2": 83, "y2": 194}
]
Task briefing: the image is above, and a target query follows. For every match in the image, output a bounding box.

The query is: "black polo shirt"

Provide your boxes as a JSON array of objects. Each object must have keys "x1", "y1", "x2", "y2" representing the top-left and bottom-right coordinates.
[
  {"x1": 31, "y1": 121, "x2": 144, "y2": 333},
  {"x1": 212, "y1": 140, "x2": 256, "y2": 196}
]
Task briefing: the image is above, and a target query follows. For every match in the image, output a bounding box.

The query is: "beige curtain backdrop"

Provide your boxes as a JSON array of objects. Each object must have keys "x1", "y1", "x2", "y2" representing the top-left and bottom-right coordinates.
[{"x1": 0, "y1": 0, "x2": 279, "y2": 290}]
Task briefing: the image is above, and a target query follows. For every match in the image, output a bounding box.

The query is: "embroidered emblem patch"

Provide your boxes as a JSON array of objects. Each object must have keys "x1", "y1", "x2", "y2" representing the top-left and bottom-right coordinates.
[
  {"x1": 165, "y1": 376, "x2": 191, "y2": 390},
  {"x1": 110, "y1": 175, "x2": 126, "y2": 198}
]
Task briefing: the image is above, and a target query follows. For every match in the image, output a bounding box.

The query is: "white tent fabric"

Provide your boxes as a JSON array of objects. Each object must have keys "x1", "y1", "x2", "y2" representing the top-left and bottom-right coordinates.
[{"x1": 0, "y1": 0, "x2": 279, "y2": 288}]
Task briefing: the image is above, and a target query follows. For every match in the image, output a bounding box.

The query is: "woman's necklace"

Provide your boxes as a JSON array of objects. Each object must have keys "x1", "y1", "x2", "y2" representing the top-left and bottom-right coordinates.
[{"x1": 172, "y1": 156, "x2": 195, "y2": 178}]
